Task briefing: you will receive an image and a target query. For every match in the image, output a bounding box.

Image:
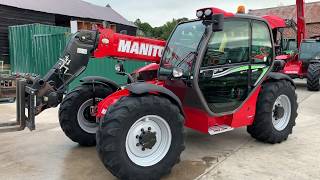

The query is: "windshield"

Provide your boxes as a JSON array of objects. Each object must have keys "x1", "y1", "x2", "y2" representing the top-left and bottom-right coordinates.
[
  {"x1": 300, "y1": 41, "x2": 320, "y2": 60},
  {"x1": 160, "y1": 21, "x2": 206, "y2": 74}
]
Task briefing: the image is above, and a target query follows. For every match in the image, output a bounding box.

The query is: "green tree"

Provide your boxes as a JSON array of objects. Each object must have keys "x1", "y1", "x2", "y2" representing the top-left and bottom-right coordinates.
[
  {"x1": 134, "y1": 18, "x2": 189, "y2": 40},
  {"x1": 134, "y1": 19, "x2": 153, "y2": 37},
  {"x1": 157, "y1": 18, "x2": 188, "y2": 40}
]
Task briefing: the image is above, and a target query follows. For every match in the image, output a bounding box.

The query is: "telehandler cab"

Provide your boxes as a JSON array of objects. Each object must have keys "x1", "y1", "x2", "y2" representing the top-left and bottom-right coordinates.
[{"x1": 1, "y1": 7, "x2": 297, "y2": 180}]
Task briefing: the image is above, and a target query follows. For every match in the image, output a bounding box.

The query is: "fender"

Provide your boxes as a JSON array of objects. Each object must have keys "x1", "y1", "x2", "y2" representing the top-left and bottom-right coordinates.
[
  {"x1": 266, "y1": 72, "x2": 295, "y2": 87},
  {"x1": 127, "y1": 82, "x2": 185, "y2": 116},
  {"x1": 80, "y1": 76, "x2": 120, "y2": 91},
  {"x1": 132, "y1": 63, "x2": 160, "y2": 74}
]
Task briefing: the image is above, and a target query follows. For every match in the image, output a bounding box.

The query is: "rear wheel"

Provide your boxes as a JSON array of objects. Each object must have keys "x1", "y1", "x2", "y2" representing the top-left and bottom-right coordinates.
[
  {"x1": 96, "y1": 95, "x2": 185, "y2": 180},
  {"x1": 247, "y1": 80, "x2": 298, "y2": 143},
  {"x1": 307, "y1": 63, "x2": 320, "y2": 91},
  {"x1": 59, "y1": 84, "x2": 113, "y2": 146}
]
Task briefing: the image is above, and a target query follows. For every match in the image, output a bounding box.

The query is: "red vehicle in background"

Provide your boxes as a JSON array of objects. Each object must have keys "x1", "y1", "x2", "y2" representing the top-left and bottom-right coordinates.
[{"x1": 265, "y1": 0, "x2": 320, "y2": 91}]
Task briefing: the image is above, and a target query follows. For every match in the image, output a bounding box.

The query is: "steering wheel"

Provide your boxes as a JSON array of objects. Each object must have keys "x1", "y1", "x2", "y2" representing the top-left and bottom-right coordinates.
[{"x1": 206, "y1": 50, "x2": 226, "y2": 65}]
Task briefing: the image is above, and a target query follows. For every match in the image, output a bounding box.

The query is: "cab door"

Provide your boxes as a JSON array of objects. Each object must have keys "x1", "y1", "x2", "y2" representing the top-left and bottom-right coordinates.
[
  {"x1": 251, "y1": 20, "x2": 273, "y2": 88},
  {"x1": 197, "y1": 19, "x2": 273, "y2": 114},
  {"x1": 198, "y1": 19, "x2": 250, "y2": 114}
]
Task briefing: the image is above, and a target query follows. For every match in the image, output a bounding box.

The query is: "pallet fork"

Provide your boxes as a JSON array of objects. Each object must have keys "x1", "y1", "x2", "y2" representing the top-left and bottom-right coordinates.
[{"x1": 0, "y1": 80, "x2": 36, "y2": 133}]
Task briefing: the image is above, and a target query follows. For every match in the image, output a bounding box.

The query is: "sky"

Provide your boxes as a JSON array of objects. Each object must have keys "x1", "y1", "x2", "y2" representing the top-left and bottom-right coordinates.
[{"x1": 82, "y1": 0, "x2": 319, "y2": 27}]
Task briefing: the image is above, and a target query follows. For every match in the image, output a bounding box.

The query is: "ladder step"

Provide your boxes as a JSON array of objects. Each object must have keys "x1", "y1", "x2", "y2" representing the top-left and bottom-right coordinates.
[{"x1": 208, "y1": 125, "x2": 234, "y2": 135}]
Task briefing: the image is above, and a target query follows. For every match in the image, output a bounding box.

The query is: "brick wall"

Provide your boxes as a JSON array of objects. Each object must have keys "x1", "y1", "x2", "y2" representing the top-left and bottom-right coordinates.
[
  {"x1": 280, "y1": 23, "x2": 320, "y2": 39},
  {"x1": 308, "y1": 23, "x2": 320, "y2": 38}
]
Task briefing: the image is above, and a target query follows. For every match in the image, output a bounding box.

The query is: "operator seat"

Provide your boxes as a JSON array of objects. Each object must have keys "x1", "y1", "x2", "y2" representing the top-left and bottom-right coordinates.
[{"x1": 226, "y1": 47, "x2": 248, "y2": 63}]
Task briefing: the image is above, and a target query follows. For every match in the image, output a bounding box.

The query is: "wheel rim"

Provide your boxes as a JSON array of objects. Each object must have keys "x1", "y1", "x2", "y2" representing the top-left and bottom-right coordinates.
[
  {"x1": 77, "y1": 98, "x2": 102, "y2": 134},
  {"x1": 272, "y1": 95, "x2": 291, "y2": 131},
  {"x1": 125, "y1": 115, "x2": 172, "y2": 167}
]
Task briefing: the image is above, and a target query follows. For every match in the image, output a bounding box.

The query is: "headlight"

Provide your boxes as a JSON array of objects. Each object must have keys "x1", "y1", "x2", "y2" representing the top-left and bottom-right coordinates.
[
  {"x1": 101, "y1": 38, "x2": 110, "y2": 45},
  {"x1": 172, "y1": 68, "x2": 184, "y2": 78},
  {"x1": 196, "y1": 10, "x2": 204, "y2": 18},
  {"x1": 115, "y1": 63, "x2": 122, "y2": 72},
  {"x1": 204, "y1": 9, "x2": 212, "y2": 16}
]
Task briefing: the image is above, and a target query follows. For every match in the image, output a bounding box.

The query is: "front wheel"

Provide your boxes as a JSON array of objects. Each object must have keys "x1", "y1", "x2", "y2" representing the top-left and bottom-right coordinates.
[
  {"x1": 247, "y1": 80, "x2": 298, "y2": 143},
  {"x1": 96, "y1": 95, "x2": 185, "y2": 180},
  {"x1": 307, "y1": 63, "x2": 320, "y2": 91},
  {"x1": 59, "y1": 84, "x2": 113, "y2": 146}
]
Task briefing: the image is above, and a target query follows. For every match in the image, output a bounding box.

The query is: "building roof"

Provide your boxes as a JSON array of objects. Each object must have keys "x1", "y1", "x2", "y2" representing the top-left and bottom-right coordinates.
[
  {"x1": 248, "y1": 1, "x2": 320, "y2": 24},
  {"x1": 0, "y1": 0, "x2": 136, "y2": 27}
]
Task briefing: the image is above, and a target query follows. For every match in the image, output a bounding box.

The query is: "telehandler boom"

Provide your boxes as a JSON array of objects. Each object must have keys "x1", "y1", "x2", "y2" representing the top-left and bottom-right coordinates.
[{"x1": 0, "y1": 28, "x2": 165, "y2": 133}]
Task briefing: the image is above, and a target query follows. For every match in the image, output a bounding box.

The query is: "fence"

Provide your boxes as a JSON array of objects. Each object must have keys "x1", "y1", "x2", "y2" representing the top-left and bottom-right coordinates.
[{"x1": 9, "y1": 23, "x2": 146, "y2": 90}]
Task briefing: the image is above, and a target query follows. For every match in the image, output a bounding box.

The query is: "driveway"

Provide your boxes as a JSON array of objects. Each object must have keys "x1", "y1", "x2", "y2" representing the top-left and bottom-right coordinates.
[{"x1": 0, "y1": 79, "x2": 319, "y2": 180}]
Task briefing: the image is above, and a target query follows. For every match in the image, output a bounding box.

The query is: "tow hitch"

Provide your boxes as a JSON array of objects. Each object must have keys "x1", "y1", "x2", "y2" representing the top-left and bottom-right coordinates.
[{"x1": 0, "y1": 80, "x2": 37, "y2": 133}]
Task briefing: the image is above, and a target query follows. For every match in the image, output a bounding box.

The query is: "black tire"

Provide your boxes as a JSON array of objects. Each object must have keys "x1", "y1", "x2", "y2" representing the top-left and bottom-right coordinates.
[
  {"x1": 59, "y1": 84, "x2": 113, "y2": 146},
  {"x1": 247, "y1": 80, "x2": 298, "y2": 144},
  {"x1": 307, "y1": 63, "x2": 320, "y2": 91},
  {"x1": 96, "y1": 95, "x2": 185, "y2": 180}
]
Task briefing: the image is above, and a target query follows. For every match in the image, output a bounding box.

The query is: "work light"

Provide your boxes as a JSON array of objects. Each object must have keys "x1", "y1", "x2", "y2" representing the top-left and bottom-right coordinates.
[
  {"x1": 204, "y1": 9, "x2": 212, "y2": 16},
  {"x1": 196, "y1": 10, "x2": 204, "y2": 18}
]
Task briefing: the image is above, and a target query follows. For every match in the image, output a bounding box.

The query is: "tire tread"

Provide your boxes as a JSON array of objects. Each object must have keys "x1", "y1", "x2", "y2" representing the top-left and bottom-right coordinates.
[
  {"x1": 97, "y1": 95, "x2": 184, "y2": 180},
  {"x1": 247, "y1": 80, "x2": 298, "y2": 144}
]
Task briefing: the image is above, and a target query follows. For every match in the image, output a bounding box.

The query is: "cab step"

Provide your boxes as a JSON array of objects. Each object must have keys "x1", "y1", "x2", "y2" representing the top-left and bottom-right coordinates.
[{"x1": 208, "y1": 125, "x2": 234, "y2": 135}]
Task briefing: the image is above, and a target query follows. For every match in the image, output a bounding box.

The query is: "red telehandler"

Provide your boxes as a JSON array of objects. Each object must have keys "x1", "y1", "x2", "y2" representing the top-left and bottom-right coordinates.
[
  {"x1": 1, "y1": 7, "x2": 298, "y2": 180},
  {"x1": 270, "y1": 0, "x2": 320, "y2": 91}
]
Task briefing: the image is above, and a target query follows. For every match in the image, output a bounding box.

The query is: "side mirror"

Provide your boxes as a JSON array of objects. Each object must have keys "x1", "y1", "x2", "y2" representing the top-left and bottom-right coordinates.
[
  {"x1": 115, "y1": 62, "x2": 125, "y2": 73},
  {"x1": 212, "y1": 14, "x2": 224, "y2": 32},
  {"x1": 115, "y1": 61, "x2": 135, "y2": 83}
]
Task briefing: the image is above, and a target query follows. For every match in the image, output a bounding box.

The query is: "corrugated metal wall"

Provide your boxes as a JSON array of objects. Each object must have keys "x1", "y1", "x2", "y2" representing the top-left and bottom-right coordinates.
[
  {"x1": 69, "y1": 59, "x2": 147, "y2": 90},
  {"x1": 9, "y1": 23, "x2": 147, "y2": 89},
  {"x1": 32, "y1": 33, "x2": 69, "y2": 76},
  {"x1": 0, "y1": 5, "x2": 56, "y2": 64},
  {"x1": 9, "y1": 23, "x2": 70, "y2": 73}
]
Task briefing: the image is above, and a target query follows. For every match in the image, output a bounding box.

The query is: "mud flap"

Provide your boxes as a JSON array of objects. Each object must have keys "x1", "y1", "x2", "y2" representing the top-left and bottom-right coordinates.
[{"x1": 0, "y1": 80, "x2": 36, "y2": 133}]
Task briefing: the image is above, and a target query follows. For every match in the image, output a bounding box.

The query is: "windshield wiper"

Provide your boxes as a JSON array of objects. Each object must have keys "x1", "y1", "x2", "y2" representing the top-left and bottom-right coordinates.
[
  {"x1": 175, "y1": 51, "x2": 198, "y2": 68},
  {"x1": 167, "y1": 51, "x2": 198, "y2": 80}
]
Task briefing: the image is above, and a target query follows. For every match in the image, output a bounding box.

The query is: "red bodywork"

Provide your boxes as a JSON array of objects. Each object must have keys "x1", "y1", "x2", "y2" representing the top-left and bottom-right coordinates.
[
  {"x1": 95, "y1": 7, "x2": 263, "y2": 134},
  {"x1": 296, "y1": 0, "x2": 306, "y2": 49},
  {"x1": 184, "y1": 86, "x2": 261, "y2": 133},
  {"x1": 132, "y1": 63, "x2": 159, "y2": 74},
  {"x1": 96, "y1": 89, "x2": 131, "y2": 118},
  {"x1": 282, "y1": 58, "x2": 305, "y2": 77},
  {"x1": 97, "y1": 82, "x2": 262, "y2": 134},
  {"x1": 94, "y1": 28, "x2": 166, "y2": 63},
  {"x1": 262, "y1": 15, "x2": 286, "y2": 29}
]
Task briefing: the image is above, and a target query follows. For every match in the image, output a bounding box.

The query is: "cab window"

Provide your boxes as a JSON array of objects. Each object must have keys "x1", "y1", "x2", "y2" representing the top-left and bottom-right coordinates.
[
  {"x1": 202, "y1": 20, "x2": 250, "y2": 67},
  {"x1": 252, "y1": 21, "x2": 273, "y2": 64},
  {"x1": 198, "y1": 20, "x2": 250, "y2": 113}
]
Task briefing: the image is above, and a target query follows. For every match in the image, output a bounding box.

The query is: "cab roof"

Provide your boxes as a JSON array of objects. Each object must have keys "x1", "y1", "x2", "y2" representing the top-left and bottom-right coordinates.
[{"x1": 198, "y1": 7, "x2": 282, "y2": 28}]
